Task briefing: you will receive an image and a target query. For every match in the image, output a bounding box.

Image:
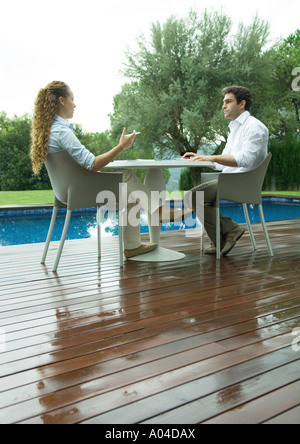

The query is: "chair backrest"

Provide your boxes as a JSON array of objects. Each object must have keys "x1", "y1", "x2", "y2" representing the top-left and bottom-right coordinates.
[
  {"x1": 45, "y1": 150, "x2": 123, "y2": 210},
  {"x1": 217, "y1": 153, "x2": 272, "y2": 205}
]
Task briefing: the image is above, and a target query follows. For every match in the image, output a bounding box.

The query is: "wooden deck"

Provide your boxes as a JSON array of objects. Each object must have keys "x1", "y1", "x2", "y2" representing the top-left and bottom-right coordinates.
[{"x1": 0, "y1": 219, "x2": 299, "y2": 424}]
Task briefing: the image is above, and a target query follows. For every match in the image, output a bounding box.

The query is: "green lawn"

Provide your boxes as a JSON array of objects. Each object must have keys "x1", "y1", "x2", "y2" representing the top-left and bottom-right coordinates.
[
  {"x1": 0, "y1": 189, "x2": 299, "y2": 206},
  {"x1": 0, "y1": 190, "x2": 54, "y2": 205}
]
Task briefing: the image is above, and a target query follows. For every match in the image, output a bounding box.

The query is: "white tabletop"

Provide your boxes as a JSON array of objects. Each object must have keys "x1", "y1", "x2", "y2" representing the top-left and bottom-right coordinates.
[{"x1": 105, "y1": 159, "x2": 214, "y2": 169}]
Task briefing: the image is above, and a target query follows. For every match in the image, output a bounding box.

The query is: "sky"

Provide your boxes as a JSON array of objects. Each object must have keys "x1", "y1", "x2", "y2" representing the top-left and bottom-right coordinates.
[{"x1": 0, "y1": 0, "x2": 299, "y2": 133}]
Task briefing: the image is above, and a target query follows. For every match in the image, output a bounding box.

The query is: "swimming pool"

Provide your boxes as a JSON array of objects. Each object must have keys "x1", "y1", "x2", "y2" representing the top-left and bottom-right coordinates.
[{"x1": 0, "y1": 198, "x2": 300, "y2": 247}]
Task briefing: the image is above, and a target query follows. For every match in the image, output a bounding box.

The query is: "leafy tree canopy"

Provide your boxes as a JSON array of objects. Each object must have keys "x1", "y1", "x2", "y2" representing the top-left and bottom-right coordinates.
[{"x1": 110, "y1": 9, "x2": 280, "y2": 160}]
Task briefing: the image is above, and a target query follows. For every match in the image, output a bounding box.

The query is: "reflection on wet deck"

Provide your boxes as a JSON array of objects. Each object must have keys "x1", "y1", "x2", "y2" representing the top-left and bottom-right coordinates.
[{"x1": 0, "y1": 219, "x2": 299, "y2": 424}]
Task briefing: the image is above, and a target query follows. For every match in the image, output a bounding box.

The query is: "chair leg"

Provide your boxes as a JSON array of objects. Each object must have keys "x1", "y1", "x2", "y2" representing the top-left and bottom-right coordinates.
[
  {"x1": 201, "y1": 226, "x2": 205, "y2": 253},
  {"x1": 97, "y1": 207, "x2": 101, "y2": 259},
  {"x1": 243, "y1": 203, "x2": 257, "y2": 251},
  {"x1": 119, "y1": 209, "x2": 124, "y2": 267},
  {"x1": 53, "y1": 209, "x2": 72, "y2": 272},
  {"x1": 216, "y1": 207, "x2": 221, "y2": 260},
  {"x1": 258, "y1": 204, "x2": 274, "y2": 257},
  {"x1": 41, "y1": 206, "x2": 58, "y2": 264}
]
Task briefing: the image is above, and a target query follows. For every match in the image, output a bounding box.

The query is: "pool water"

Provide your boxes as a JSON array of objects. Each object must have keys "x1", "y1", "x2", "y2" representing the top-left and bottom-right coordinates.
[{"x1": 0, "y1": 199, "x2": 300, "y2": 247}]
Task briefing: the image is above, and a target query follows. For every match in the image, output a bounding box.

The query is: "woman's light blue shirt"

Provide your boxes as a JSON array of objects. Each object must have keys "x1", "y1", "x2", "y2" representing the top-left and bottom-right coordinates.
[{"x1": 48, "y1": 115, "x2": 95, "y2": 171}]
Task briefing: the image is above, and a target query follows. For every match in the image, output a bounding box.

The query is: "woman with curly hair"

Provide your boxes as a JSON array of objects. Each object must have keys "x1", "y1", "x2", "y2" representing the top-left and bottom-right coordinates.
[
  {"x1": 30, "y1": 81, "x2": 135, "y2": 175},
  {"x1": 30, "y1": 81, "x2": 189, "y2": 258}
]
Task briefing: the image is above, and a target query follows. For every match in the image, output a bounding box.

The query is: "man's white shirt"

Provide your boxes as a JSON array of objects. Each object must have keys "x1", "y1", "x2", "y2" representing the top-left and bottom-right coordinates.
[{"x1": 214, "y1": 111, "x2": 269, "y2": 174}]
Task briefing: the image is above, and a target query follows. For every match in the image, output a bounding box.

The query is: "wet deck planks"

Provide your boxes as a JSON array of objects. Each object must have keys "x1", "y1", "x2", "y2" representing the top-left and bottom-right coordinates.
[{"x1": 0, "y1": 219, "x2": 299, "y2": 424}]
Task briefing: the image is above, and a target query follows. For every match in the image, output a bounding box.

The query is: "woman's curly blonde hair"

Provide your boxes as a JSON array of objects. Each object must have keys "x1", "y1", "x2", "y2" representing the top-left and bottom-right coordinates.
[{"x1": 30, "y1": 81, "x2": 71, "y2": 175}]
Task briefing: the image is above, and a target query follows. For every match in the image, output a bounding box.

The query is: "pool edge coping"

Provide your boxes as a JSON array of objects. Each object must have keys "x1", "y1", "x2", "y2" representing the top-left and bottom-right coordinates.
[{"x1": 0, "y1": 194, "x2": 300, "y2": 217}]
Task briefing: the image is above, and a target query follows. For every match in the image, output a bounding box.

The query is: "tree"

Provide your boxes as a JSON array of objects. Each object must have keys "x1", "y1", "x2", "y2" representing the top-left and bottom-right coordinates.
[
  {"x1": 73, "y1": 125, "x2": 114, "y2": 156},
  {"x1": 0, "y1": 112, "x2": 50, "y2": 190},
  {"x1": 111, "y1": 10, "x2": 232, "y2": 158},
  {"x1": 110, "y1": 9, "x2": 276, "y2": 185},
  {"x1": 271, "y1": 29, "x2": 300, "y2": 137}
]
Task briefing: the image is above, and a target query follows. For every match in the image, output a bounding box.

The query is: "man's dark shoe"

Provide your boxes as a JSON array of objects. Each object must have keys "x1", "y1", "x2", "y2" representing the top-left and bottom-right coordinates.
[{"x1": 221, "y1": 227, "x2": 245, "y2": 256}]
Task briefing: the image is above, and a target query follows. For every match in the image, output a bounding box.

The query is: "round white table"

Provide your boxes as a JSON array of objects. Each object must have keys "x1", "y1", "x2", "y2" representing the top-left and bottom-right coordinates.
[{"x1": 105, "y1": 159, "x2": 214, "y2": 262}]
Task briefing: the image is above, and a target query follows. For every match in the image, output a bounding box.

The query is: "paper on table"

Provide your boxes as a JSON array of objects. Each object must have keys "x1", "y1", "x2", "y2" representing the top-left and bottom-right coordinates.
[{"x1": 126, "y1": 132, "x2": 141, "y2": 137}]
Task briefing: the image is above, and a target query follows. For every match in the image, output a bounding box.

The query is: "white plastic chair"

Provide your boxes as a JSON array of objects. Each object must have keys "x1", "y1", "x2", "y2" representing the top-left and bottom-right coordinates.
[
  {"x1": 201, "y1": 153, "x2": 274, "y2": 259},
  {"x1": 41, "y1": 150, "x2": 124, "y2": 272}
]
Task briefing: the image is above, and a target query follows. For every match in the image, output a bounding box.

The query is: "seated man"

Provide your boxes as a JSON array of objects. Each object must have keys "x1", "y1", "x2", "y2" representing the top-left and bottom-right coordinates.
[{"x1": 182, "y1": 85, "x2": 269, "y2": 256}]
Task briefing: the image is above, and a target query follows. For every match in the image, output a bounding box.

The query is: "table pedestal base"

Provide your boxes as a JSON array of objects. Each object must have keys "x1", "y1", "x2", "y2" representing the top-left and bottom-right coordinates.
[{"x1": 128, "y1": 246, "x2": 185, "y2": 262}]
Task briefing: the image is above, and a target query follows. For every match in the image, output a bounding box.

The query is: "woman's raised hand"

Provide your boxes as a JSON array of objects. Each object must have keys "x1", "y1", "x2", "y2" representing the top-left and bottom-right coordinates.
[{"x1": 119, "y1": 128, "x2": 136, "y2": 150}]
